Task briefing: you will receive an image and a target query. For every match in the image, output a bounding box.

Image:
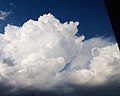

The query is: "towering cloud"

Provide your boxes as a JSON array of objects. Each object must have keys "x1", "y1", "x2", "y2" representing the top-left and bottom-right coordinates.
[{"x1": 0, "y1": 13, "x2": 120, "y2": 92}]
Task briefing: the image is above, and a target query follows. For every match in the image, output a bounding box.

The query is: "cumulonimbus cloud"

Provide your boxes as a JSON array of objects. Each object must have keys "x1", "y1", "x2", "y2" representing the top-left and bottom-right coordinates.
[{"x1": 0, "y1": 13, "x2": 120, "y2": 91}]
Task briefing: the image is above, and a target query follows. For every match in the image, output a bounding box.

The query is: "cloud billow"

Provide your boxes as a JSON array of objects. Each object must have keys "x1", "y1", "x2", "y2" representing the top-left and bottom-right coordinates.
[{"x1": 0, "y1": 13, "x2": 120, "y2": 95}]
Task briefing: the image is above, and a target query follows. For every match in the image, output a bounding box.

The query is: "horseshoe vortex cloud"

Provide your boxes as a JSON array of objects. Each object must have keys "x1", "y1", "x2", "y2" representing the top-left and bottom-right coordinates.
[{"x1": 0, "y1": 13, "x2": 120, "y2": 91}]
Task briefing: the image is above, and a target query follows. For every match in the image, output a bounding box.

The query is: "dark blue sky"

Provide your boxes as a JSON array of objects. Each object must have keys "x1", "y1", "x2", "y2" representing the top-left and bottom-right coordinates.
[{"x1": 0, "y1": 0, "x2": 116, "y2": 40}]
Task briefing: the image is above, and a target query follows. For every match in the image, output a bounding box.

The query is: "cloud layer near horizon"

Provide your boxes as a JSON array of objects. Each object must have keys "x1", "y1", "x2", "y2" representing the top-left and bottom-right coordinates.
[{"x1": 0, "y1": 13, "x2": 120, "y2": 92}]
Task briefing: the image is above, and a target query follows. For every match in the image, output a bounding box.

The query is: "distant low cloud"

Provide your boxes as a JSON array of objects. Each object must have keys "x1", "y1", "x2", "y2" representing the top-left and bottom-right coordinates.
[{"x1": 0, "y1": 11, "x2": 11, "y2": 20}]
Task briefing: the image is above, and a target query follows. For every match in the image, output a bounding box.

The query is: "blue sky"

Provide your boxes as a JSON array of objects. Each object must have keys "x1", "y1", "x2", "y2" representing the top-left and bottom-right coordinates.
[{"x1": 0, "y1": 0, "x2": 116, "y2": 40}]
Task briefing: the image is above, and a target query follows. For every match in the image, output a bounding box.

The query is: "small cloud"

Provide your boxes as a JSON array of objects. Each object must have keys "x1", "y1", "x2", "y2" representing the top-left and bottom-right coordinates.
[
  {"x1": 0, "y1": 11, "x2": 12, "y2": 20},
  {"x1": 10, "y1": 2, "x2": 14, "y2": 6}
]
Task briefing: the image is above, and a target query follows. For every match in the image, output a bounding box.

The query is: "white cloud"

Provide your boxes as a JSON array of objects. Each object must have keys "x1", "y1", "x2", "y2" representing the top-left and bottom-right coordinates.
[
  {"x1": 0, "y1": 13, "x2": 120, "y2": 91},
  {"x1": 0, "y1": 11, "x2": 11, "y2": 20}
]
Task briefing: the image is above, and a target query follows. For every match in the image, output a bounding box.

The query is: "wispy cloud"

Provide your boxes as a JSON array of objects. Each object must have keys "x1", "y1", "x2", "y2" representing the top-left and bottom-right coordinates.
[{"x1": 0, "y1": 11, "x2": 11, "y2": 20}]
